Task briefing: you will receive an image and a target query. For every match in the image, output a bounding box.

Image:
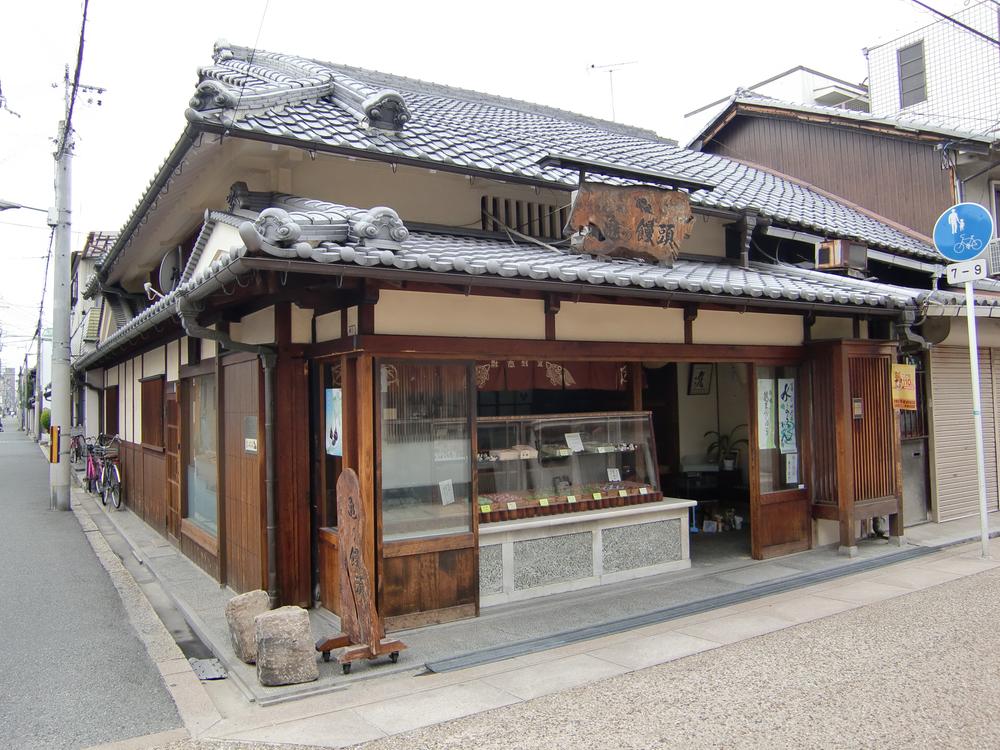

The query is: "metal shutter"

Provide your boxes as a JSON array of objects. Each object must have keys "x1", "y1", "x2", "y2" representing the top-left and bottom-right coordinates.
[{"x1": 928, "y1": 346, "x2": 999, "y2": 521}]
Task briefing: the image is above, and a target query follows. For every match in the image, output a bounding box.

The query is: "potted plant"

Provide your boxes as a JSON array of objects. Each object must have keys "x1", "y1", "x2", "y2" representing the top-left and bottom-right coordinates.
[{"x1": 704, "y1": 424, "x2": 749, "y2": 470}]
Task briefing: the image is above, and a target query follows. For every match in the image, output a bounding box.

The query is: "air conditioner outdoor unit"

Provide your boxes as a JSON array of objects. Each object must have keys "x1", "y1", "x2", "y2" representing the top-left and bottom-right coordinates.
[
  {"x1": 986, "y1": 238, "x2": 1000, "y2": 278},
  {"x1": 816, "y1": 239, "x2": 868, "y2": 272}
]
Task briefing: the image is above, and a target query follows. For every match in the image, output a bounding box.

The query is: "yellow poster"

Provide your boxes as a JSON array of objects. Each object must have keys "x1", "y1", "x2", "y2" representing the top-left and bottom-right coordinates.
[{"x1": 892, "y1": 364, "x2": 917, "y2": 411}]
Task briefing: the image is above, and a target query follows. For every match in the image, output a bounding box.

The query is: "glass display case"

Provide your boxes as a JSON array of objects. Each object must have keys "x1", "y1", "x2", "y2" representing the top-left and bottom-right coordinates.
[{"x1": 477, "y1": 411, "x2": 661, "y2": 522}]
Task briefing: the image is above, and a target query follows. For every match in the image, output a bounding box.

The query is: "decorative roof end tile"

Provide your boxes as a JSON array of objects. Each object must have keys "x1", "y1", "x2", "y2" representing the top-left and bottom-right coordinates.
[{"x1": 348, "y1": 207, "x2": 409, "y2": 252}]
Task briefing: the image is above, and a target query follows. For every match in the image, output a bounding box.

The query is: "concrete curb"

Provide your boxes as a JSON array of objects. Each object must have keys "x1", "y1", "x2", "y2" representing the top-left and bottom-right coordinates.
[{"x1": 70, "y1": 485, "x2": 223, "y2": 740}]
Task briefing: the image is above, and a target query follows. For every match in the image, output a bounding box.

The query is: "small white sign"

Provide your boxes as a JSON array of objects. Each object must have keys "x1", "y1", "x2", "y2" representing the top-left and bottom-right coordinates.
[
  {"x1": 438, "y1": 478, "x2": 455, "y2": 506},
  {"x1": 564, "y1": 432, "x2": 585, "y2": 453},
  {"x1": 946, "y1": 259, "x2": 988, "y2": 285},
  {"x1": 244, "y1": 438, "x2": 258, "y2": 453},
  {"x1": 607, "y1": 467, "x2": 622, "y2": 482}
]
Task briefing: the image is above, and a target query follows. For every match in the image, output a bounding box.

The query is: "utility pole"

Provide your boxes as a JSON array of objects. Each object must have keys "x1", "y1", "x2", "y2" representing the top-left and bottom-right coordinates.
[{"x1": 51, "y1": 71, "x2": 73, "y2": 510}]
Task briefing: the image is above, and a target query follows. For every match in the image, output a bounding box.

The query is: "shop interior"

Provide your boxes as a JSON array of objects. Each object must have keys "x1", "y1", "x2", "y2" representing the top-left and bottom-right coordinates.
[{"x1": 642, "y1": 362, "x2": 752, "y2": 565}]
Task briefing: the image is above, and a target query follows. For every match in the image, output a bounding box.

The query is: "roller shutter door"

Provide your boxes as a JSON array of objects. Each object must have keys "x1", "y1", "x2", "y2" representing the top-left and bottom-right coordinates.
[{"x1": 928, "y1": 346, "x2": 999, "y2": 521}]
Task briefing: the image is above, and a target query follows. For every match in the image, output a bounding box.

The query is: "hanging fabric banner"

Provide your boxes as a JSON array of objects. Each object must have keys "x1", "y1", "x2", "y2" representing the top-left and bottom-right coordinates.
[
  {"x1": 757, "y1": 378, "x2": 776, "y2": 449},
  {"x1": 777, "y1": 378, "x2": 797, "y2": 454},
  {"x1": 891, "y1": 363, "x2": 917, "y2": 410}
]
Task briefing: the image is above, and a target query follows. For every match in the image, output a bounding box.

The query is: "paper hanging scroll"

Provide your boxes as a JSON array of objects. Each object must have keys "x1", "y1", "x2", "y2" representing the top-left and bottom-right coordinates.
[
  {"x1": 757, "y1": 379, "x2": 776, "y2": 450},
  {"x1": 778, "y1": 378, "x2": 797, "y2": 454}
]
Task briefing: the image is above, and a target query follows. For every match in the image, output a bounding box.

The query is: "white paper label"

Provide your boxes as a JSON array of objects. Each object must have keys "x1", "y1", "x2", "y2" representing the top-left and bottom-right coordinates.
[
  {"x1": 439, "y1": 479, "x2": 455, "y2": 506},
  {"x1": 244, "y1": 438, "x2": 258, "y2": 453},
  {"x1": 564, "y1": 432, "x2": 585, "y2": 453},
  {"x1": 785, "y1": 453, "x2": 799, "y2": 485},
  {"x1": 757, "y1": 378, "x2": 776, "y2": 450},
  {"x1": 607, "y1": 467, "x2": 622, "y2": 482}
]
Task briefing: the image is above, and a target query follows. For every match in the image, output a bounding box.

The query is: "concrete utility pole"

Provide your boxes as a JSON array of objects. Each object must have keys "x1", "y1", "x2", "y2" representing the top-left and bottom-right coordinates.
[{"x1": 50, "y1": 102, "x2": 72, "y2": 511}]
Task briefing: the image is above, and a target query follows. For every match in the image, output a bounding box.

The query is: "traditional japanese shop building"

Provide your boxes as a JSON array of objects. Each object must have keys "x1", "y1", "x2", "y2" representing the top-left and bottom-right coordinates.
[{"x1": 74, "y1": 44, "x2": 931, "y2": 627}]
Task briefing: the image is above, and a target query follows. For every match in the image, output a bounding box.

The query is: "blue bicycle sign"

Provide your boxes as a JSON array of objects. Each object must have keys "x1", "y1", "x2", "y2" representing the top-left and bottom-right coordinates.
[{"x1": 933, "y1": 203, "x2": 995, "y2": 262}]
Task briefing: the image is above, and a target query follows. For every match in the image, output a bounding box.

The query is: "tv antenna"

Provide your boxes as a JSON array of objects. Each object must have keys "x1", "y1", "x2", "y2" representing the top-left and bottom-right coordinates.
[{"x1": 589, "y1": 61, "x2": 637, "y2": 121}]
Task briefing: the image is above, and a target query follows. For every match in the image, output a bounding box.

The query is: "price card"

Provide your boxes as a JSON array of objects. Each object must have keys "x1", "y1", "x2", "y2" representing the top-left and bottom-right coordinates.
[
  {"x1": 538, "y1": 498, "x2": 549, "y2": 507},
  {"x1": 506, "y1": 501, "x2": 517, "y2": 511},
  {"x1": 618, "y1": 490, "x2": 628, "y2": 498},
  {"x1": 439, "y1": 479, "x2": 455, "y2": 506},
  {"x1": 597, "y1": 446, "x2": 613, "y2": 454},
  {"x1": 639, "y1": 487, "x2": 649, "y2": 496},
  {"x1": 593, "y1": 492, "x2": 602, "y2": 500},
  {"x1": 564, "y1": 432, "x2": 585, "y2": 453},
  {"x1": 607, "y1": 467, "x2": 622, "y2": 482},
  {"x1": 566, "y1": 495, "x2": 577, "y2": 504},
  {"x1": 479, "y1": 504, "x2": 491, "y2": 514}
]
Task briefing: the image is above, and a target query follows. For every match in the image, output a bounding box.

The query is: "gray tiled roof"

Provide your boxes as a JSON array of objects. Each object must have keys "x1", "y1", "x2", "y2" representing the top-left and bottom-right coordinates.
[{"x1": 181, "y1": 43, "x2": 937, "y2": 263}]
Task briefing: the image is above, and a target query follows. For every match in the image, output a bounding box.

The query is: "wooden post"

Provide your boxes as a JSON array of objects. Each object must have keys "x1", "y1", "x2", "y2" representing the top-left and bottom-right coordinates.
[
  {"x1": 355, "y1": 354, "x2": 377, "y2": 602},
  {"x1": 834, "y1": 344, "x2": 857, "y2": 555}
]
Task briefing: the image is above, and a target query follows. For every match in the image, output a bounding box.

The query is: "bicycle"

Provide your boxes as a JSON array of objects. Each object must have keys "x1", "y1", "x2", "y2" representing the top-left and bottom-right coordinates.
[
  {"x1": 955, "y1": 234, "x2": 983, "y2": 253},
  {"x1": 98, "y1": 435, "x2": 122, "y2": 509},
  {"x1": 69, "y1": 433, "x2": 85, "y2": 465}
]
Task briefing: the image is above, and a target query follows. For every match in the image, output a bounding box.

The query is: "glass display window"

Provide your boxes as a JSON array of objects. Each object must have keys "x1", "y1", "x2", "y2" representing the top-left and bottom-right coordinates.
[
  {"x1": 379, "y1": 361, "x2": 474, "y2": 541},
  {"x1": 755, "y1": 365, "x2": 803, "y2": 495},
  {"x1": 477, "y1": 411, "x2": 660, "y2": 522}
]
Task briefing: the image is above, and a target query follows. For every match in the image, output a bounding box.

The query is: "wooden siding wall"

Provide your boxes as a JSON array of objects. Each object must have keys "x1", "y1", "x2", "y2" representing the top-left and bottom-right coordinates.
[
  {"x1": 929, "y1": 346, "x2": 999, "y2": 521},
  {"x1": 121, "y1": 441, "x2": 167, "y2": 535},
  {"x1": 705, "y1": 116, "x2": 953, "y2": 236},
  {"x1": 849, "y1": 355, "x2": 897, "y2": 501},
  {"x1": 223, "y1": 357, "x2": 266, "y2": 594}
]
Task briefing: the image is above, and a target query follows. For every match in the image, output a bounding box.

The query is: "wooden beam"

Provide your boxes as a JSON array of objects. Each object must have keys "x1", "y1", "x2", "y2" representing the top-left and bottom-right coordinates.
[{"x1": 683, "y1": 304, "x2": 698, "y2": 345}]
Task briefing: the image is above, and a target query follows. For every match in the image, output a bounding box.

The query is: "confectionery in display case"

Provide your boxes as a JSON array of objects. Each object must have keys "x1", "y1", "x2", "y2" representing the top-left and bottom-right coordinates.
[{"x1": 476, "y1": 411, "x2": 661, "y2": 522}]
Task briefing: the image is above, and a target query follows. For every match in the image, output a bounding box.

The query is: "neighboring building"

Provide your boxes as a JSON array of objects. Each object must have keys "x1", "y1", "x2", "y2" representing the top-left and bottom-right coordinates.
[
  {"x1": 0, "y1": 366, "x2": 15, "y2": 413},
  {"x1": 70, "y1": 231, "x2": 117, "y2": 434},
  {"x1": 865, "y1": 0, "x2": 1000, "y2": 135},
  {"x1": 689, "y1": 9, "x2": 1000, "y2": 528},
  {"x1": 73, "y1": 43, "x2": 939, "y2": 626}
]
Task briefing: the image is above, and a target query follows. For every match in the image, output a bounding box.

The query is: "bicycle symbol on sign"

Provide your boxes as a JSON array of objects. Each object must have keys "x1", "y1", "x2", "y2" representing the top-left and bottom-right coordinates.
[{"x1": 954, "y1": 234, "x2": 983, "y2": 253}]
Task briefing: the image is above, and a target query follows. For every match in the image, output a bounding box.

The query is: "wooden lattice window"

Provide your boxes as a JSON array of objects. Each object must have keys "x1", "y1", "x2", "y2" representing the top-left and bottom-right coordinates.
[{"x1": 141, "y1": 376, "x2": 165, "y2": 448}]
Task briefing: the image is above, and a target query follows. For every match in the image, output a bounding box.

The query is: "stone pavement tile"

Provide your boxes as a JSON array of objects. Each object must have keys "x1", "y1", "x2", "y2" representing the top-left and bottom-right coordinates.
[
  {"x1": 224, "y1": 707, "x2": 386, "y2": 748},
  {"x1": 588, "y1": 631, "x2": 719, "y2": 670},
  {"x1": 920, "y1": 555, "x2": 1000, "y2": 576},
  {"x1": 748, "y1": 593, "x2": 860, "y2": 625},
  {"x1": 810, "y1": 579, "x2": 911, "y2": 605},
  {"x1": 84, "y1": 727, "x2": 189, "y2": 750},
  {"x1": 354, "y1": 680, "x2": 520, "y2": 735},
  {"x1": 867, "y1": 565, "x2": 964, "y2": 590},
  {"x1": 716, "y1": 563, "x2": 801, "y2": 586},
  {"x1": 480, "y1": 653, "x2": 628, "y2": 700},
  {"x1": 160, "y1": 668, "x2": 223, "y2": 736},
  {"x1": 672, "y1": 610, "x2": 791, "y2": 645},
  {"x1": 158, "y1": 657, "x2": 195, "y2": 677}
]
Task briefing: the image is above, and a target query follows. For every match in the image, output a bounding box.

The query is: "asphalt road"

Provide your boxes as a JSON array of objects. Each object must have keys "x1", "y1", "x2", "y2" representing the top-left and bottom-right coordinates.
[
  {"x1": 0, "y1": 425, "x2": 180, "y2": 749},
  {"x1": 157, "y1": 560, "x2": 1000, "y2": 749}
]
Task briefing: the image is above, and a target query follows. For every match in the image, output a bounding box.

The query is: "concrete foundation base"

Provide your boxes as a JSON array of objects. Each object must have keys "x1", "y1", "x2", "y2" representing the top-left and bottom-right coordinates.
[{"x1": 838, "y1": 545, "x2": 859, "y2": 558}]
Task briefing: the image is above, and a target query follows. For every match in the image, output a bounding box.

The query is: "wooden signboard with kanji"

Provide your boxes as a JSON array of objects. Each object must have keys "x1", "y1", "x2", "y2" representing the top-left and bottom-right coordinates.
[
  {"x1": 566, "y1": 183, "x2": 694, "y2": 266},
  {"x1": 315, "y1": 468, "x2": 406, "y2": 673}
]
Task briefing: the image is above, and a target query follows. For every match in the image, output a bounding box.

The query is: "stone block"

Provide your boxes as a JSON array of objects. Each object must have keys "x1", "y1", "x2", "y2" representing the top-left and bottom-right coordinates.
[
  {"x1": 255, "y1": 606, "x2": 319, "y2": 686},
  {"x1": 225, "y1": 589, "x2": 270, "y2": 664}
]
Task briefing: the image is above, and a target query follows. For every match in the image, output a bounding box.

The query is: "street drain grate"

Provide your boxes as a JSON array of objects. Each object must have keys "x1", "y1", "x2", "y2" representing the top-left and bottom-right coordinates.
[{"x1": 188, "y1": 657, "x2": 227, "y2": 680}]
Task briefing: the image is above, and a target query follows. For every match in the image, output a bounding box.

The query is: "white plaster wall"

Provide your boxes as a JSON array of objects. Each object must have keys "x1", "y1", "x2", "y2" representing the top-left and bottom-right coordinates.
[
  {"x1": 684, "y1": 215, "x2": 727, "y2": 258},
  {"x1": 676, "y1": 363, "x2": 721, "y2": 462},
  {"x1": 376, "y1": 291, "x2": 546, "y2": 339},
  {"x1": 179, "y1": 336, "x2": 189, "y2": 366},
  {"x1": 85, "y1": 388, "x2": 100, "y2": 439},
  {"x1": 190, "y1": 222, "x2": 242, "y2": 280},
  {"x1": 694, "y1": 310, "x2": 803, "y2": 346},
  {"x1": 292, "y1": 304, "x2": 313, "y2": 344},
  {"x1": 315, "y1": 311, "x2": 342, "y2": 342},
  {"x1": 232, "y1": 306, "x2": 276, "y2": 345},
  {"x1": 105, "y1": 366, "x2": 118, "y2": 387},
  {"x1": 815, "y1": 518, "x2": 840, "y2": 547},
  {"x1": 143, "y1": 346, "x2": 166, "y2": 377},
  {"x1": 166, "y1": 339, "x2": 180, "y2": 382},
  {"x1": 557, "y1": 302, "x2": 684, "y2": 343},
  {"x1": 203, "y1": 337, "x2": 217, "y2": 359},
  {"x1": 940, "y1": 318, "x2": 1000, "y2": 348},
  {"x1": 810, "y1": 316, "x2": 854, "y2": 340},
  {"x1": 132, "y1": 355, "x2": 143, "y2": 443}
]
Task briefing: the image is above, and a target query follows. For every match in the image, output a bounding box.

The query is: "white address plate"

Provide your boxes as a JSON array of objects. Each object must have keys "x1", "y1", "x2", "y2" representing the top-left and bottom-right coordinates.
[{"x1": 946, "y1": 259, "x2": 988, "y2": 285}]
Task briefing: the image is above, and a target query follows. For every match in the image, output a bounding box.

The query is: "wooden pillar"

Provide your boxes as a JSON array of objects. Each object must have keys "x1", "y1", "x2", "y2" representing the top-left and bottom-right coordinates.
[
  {"x1": 833, "y1": 344, "x2": 857, "y2": 555},
  {"x1": 274, "y1": 302, "x2": 312, "y2": 606},
  {"x1": 355, "y1": 354, "x2": 378, "y2": 607},
  {"x1": 215, "y1": 329, "x2": 227, "y2": 586},
  {"x1": 630, "y1": 362, "x2": 643, "y2": 411},
  {"x1": 889, "y1": 382, "x2": 906, "y2": 544}
]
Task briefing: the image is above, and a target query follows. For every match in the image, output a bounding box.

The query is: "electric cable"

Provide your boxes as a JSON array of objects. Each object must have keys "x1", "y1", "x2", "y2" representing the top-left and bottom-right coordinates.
[
  {"x1": 228, "y1": 0, "x2": 271, "y2": 131},
  {"x1": 56, "y1": 0, "x2": 90, "y2": 159}
]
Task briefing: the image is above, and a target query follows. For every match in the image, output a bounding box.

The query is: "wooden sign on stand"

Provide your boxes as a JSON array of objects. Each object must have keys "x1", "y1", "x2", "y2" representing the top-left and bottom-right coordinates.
[{"x1": 315, "y1": 468, "x2": 406, "y2": 673}]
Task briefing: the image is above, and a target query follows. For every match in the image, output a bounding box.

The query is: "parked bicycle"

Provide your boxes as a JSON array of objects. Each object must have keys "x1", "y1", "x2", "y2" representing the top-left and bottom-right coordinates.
[
  {"x1": 69, "y1": 433, "x2": 86, "y2": 465},
  {"x1": 98, "y1": 434, "x2": 122, "y2": 509}
]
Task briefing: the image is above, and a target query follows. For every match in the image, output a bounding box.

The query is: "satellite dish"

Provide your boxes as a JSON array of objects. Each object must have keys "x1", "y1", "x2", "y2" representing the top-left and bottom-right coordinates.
[
  {"x1": 158, "y1": 246, "x2": 182, "y2": 293},
  {"x1": 919, "y1": 317, "x2": 951, "y2": 345}
]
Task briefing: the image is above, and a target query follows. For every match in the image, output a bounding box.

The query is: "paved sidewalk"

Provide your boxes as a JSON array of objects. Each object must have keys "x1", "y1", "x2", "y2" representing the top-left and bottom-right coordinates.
[{"x1": 0, "y1": 428, "x2": 181, "y2": 749}]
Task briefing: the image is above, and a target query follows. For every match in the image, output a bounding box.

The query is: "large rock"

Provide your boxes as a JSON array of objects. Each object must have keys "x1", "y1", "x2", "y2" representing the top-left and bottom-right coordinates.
[
  {"x1": 255, "y1": 606, "x2": 319, "y2": 686},
  {"x1": 225, "y1": 590, "x2": 270, "y2": 664}
]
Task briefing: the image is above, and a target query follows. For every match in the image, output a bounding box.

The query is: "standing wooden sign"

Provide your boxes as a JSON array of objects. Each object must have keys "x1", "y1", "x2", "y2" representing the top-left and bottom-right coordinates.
[
  {"x1": 566, "y1": 183, "x2": 694, "y2": 266},
  {"x1": 315, "y1": 468, "x2": 406, "y2": 673}
]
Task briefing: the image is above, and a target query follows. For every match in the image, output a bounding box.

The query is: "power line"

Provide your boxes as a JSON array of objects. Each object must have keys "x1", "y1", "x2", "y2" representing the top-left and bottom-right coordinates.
[
  {"x1": 56, "y1": 0, "x2": 90, "y2": 159},
  {"x1": 229, "y1": 0, "x2": 271, "y2": 129},
  {"x1": 909, "y1": 0, "x2": 1000, "y2": 48}
]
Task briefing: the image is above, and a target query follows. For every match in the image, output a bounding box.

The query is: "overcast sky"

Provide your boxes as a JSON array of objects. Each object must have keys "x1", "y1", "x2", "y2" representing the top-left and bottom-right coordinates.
[{"x1": 0, "y1": 0, "x2": 943, "y2": 367}]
